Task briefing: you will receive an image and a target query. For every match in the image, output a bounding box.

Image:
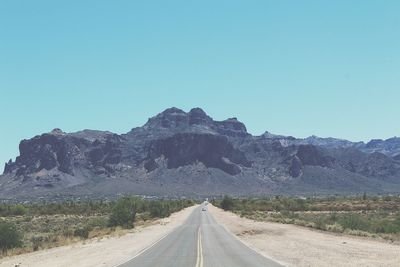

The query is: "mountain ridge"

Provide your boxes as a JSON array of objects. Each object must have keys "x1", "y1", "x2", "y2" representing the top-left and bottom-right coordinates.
[{"x1": 1, "y1": 107, "x2": 400, "y2": 199}]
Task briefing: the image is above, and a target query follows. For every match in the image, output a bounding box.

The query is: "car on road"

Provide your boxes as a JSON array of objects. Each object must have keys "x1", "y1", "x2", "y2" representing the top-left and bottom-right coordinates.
[{"x1": 202, "y1": 207, "x2": 207, "y2": 211}]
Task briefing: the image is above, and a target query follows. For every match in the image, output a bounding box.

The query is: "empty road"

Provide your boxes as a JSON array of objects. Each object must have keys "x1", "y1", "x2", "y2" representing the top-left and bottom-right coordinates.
[{"x1": 118, "y1": 204, "x2": 282, "y2": 267}]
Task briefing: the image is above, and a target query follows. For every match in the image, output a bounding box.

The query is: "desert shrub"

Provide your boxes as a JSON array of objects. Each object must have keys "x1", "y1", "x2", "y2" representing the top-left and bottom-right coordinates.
[
  {"x1": 344, "y1": 229, "x2": 372, "y2": 237},
  {"x1": 395, "y1": 215, "x2": 400, "y2": 227},
  {"x1": 62, "y1": 228, "x2": 74, "y2": 238},
  {"x1": 220, "y1": 195, "x2": 234, "y2": 211},
  {"x1": 149, "y1": 201, "x2": 170, "y2": 218},
  {"x1": 108, "y1": 198, "x2": 137, "y2": 228},
  {"x1": 137, "y1": 212, "x2": 151, "y2": 221},
  {"x1": 0, "y1": 221, "x2": 22, "y2": 254},
  {"x1": 383, "y1": 195, "x2": 393, "y2": 201},
  {"x1": 10, "y1": 204, "x2": 27, "y2": 216},
  {"x1": 31, "y1": 235, "x2": 43, "y2": 251},
  {"x1": 22, "y1": 201, "x2": 112, "y2": 216},
  {"x1": 314, "y1": 216, "x2": 328, "y2": 230},
  {"x1": 371, "y1": 217, "x2": 400, "y2": 234},
  {"x1": 280, "y1": 198, "x2": 307, "y2": 211},
  {"x1": 0, "y1": 204, "x2": 27, "y2": 216},
  {"x1": 74, "y1": 227, "x2": 90, "y2": 239},
  {"x1": 87, "y1": 217, "x2": 108, "y2": 229},
  {"x1": 338, "y1": 214, "x2": 369, "y2": 231},
  {"x1": 326, "y1": 223, "x2": 344, "y2": 233}
]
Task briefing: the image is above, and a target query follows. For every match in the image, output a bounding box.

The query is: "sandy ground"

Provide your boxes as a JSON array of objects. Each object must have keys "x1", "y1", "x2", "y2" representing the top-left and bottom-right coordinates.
[
  {"x1": 0, "y1": 205, "x2": 197, "y2": 267},
  {"x1": 208, "y1": 205, "x2": 400, "y2": 267}
]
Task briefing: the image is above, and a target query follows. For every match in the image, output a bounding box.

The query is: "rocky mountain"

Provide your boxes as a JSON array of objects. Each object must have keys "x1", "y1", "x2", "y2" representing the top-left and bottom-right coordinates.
[
  {"x1": 259, "y1": 133, "x2": 400, "y2": 157},
  {"x1": 1, "y1": 107, "x2": 400, "y2": 199},
  {"x1": 360, "y1": 137, "x2": 400, "y2": 157}
]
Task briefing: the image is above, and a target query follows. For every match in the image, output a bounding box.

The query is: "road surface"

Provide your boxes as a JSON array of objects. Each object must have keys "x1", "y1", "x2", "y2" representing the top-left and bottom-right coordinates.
[{"x1": 118, "y1": 204, "x2": 282, "y2": 267}]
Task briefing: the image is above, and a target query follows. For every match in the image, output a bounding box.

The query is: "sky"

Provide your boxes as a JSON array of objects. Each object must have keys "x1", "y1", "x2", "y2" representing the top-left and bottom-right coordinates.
[{"x1": 0, "y1": 0, "x2": 399, "y2": 165}]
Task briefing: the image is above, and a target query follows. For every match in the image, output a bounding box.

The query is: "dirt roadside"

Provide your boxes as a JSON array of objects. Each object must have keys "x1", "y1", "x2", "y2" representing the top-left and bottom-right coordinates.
[
  {"x1": 0, "y1": 205, "x2": 198, "y2": 267},
  {"x1": 208, "y1": 205, "x2": 400, "y2": 267}
]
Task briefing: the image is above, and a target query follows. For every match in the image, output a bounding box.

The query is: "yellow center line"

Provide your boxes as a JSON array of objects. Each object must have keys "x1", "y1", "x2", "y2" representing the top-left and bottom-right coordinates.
[{"x1": 195, "y1": 226, "x2": 203, "y2": 267}]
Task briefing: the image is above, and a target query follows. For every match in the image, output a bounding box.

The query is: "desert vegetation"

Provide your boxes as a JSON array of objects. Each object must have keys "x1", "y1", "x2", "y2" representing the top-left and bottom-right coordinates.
[
  {"x1": 214, "y1": 194, "x2": 400, "y2": 242},
  {"x1": 0, "y1": 197, "x2": 194, "y2": 257}
]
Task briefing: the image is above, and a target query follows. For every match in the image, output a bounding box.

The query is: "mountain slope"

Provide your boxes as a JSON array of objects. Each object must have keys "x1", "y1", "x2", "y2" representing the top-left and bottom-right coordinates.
[{"x1": 1, "y1": 107, "x2": 400, "y2": 199}]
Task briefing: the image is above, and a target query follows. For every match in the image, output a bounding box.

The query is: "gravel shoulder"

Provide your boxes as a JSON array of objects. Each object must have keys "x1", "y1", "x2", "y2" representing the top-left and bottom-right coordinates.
[
  {"x1": 0, "y1": 205, "x2": 198, "y2": 267},
  {"x1": 208, "y1": 205, "x2": 400, "y2": 267}
]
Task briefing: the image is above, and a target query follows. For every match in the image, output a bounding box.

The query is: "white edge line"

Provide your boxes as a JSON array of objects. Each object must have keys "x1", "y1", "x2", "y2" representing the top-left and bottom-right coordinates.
[{"x1": 110, "y1": 229, "x2": 173, "y2": 267}]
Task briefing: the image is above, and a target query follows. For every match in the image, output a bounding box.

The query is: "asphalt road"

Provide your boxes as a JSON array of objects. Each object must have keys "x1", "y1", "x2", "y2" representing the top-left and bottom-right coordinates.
[{"x1": 118, "y1": 204, "x2": 282, "y2": 267}]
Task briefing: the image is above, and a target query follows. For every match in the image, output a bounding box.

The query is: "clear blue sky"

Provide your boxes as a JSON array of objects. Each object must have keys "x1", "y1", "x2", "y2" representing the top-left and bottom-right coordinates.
[{"x1": 1, "y1": 1, "x2": 399, "y2": 165}]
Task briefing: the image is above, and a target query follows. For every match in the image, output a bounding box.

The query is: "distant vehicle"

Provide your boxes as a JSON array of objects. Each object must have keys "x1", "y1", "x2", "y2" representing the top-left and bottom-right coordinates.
[{"x1": 202, "y1": 207, "x2": 207, "y2": 211}]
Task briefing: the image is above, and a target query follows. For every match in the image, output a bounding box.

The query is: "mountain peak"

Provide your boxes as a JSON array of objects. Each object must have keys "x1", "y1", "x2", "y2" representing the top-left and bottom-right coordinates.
[
  {"x1": 139, "y1": 107, "x2": 249, "y2": 138},
  {"x1": 144, "y1": 107, "x2": 188, "y2": 129},
  {"x1": 160, "y1": 107, "x2": 186, "y2": 115},
  {"x1": 189, "y1": 107, "x2": 207, "y2": 116},
  {"x1": 49, "y1": 128, "x2": 66, "y2": 136},
  {"x1": 188, "y1": 108, "x2": 212, "y2": 126},
  {"x1": 261, "y1": 131, "x2": 283, "y2": 139}
]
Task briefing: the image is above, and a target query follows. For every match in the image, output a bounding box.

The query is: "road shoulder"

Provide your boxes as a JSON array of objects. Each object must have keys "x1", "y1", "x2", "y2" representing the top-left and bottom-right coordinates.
[
  {"x1": 0, "y1": 205, "x2": 198, "y2": 267},
  {"x1": 208, "y1": 205, "x2": 400, "y2": 267}
]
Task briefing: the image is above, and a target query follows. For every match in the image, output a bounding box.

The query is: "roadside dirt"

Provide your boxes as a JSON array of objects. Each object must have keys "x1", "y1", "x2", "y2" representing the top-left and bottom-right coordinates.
[
  {"x1": 208, "y1": 205, "x2": 400, "y2": 267},
  {"x1": 0, "y1": 205, "x2": 197, "y2": 267}
]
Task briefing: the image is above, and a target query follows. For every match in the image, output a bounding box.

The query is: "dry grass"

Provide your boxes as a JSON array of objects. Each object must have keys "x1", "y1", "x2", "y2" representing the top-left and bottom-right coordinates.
[
  {"x1": 213, "y1": 195, "x2": 400, "y2": 242},
  {"x1": 0, "y1": 198, "x2": 195, "y2": 258}
]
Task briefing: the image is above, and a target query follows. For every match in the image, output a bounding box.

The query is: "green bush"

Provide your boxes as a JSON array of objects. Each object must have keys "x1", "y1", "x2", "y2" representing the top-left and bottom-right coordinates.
[
  {"x1": 0, "y1": 204, "x2": 27, "y2": 216},
  {"x1": 326, "y1": 223, "x2": 344, "y2": 233},
  {"x1": 338, "y1": 214, "x2": 369, "y2": 231},
  {"x1": 30, "y1": 235, "x2": 43, "y2": 251},
  {"x1": 220, "y1": 195, "x2": 234, "y2": 211},
  {"x1": 371, "y1": 217, "x2": 400, "y2": 234},
  {"x1": 87, "y1": 217, "x2": 108, "y2": 229},
  {"x1": 150, "y1": 201, "x2": 172, "y2": 218},
  {"x1": 395, "y1": 215, "x2": 400, "y2": 227},
  {"x1": 74, "y1": 227, "x2": 90, "y2": 239},
  {"x1": 10, "y1": 205, "x2": 27, "y2": 216},
  {"x1": 108, "y1": 198, "x2": 137, "y2": 228},
  {"x1": 0, "y1": 221, "x2": 22, "y2": 254}
]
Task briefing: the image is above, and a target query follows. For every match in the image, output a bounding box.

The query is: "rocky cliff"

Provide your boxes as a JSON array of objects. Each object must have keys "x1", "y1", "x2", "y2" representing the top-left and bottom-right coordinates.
[{"x1": 1, "y1": 107, "x2": 400, "y2": 199}]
